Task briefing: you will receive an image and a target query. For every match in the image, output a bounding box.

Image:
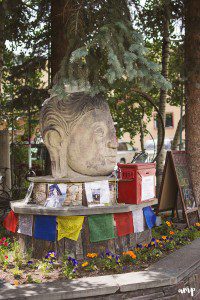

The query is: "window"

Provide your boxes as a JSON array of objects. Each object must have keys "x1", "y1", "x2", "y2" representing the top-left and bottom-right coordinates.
[
  {"x1": 165, "y1": 113, "x2": 173, "y2": 128},
  {"x1": 154, "y1": 113, "x2": 174, "y2": 128}
]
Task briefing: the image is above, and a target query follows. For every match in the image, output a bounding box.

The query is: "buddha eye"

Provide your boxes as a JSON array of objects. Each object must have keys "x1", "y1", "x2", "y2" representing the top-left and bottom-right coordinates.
[{"x1": 94, "y1": 127, "x2": 105, "y2": 138}]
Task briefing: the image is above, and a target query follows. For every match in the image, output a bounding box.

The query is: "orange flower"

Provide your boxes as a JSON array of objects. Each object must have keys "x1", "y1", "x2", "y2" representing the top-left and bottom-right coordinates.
[
  {"x1": 195, "y1": 222, "x2": 200, "y2": 227},
  {"x1": 162, "y1": 236, "x2": 167, "y2": 240},
  {"x1": 169, "y1": 231, "x2": 175, "y2": 235},
  {"x1": 86, "y1": 253, "x2": 98, "y2": 258},
  {"x1": 13, "y1": 280, "x2": 19, "y2": 286},
  {"x1": 122, "y1": 251, "x2": 136, "y2": 259}
]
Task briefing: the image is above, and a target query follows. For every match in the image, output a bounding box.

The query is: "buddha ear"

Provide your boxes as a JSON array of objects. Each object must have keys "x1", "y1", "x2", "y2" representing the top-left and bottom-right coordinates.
[
  {"x1": 43, "y1": 128, "x2": 64, "y2": 149},
  {"x1": 92, "y1": 122, "x2": 107, "y2": 140}
]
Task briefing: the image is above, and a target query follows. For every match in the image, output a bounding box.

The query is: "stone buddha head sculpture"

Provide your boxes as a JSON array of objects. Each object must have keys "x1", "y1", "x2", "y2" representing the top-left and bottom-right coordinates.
[{"x1": 40, "y1": 92, "x2": 118, "y2": 178}]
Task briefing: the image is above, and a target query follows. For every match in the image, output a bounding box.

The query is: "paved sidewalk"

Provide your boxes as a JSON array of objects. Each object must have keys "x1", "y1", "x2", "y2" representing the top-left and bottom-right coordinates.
[{"x1": 0, "y1": 239, "x2": 199, "y2": 300}]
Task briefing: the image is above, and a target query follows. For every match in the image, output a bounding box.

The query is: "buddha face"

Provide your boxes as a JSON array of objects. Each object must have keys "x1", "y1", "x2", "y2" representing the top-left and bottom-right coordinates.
[
  {"x1": 67, "y1": 108, "x2": 118, "y2": 176},
  {"x1": 42, "y1": 93, "x2": 118, "y2": 178}
]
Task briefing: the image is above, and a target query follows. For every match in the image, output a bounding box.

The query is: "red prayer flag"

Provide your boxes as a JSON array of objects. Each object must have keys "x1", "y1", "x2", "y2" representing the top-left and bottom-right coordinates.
[
  {"x1": 3, "y1": 210, "x2": 18, "y2": 233},
  {"x1": 114, "y1": 212, "x2": 134, "y2": 236}
]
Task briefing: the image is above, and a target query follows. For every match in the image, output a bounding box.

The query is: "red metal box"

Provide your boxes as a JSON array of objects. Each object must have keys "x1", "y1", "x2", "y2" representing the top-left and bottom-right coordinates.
[{"x1": 117, "y1": 163, "x2": 156, "y2": 204}]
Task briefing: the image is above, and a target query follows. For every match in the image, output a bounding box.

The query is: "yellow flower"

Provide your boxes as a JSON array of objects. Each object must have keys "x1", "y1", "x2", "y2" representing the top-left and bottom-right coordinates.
[
  {"x1": 166, "y1": 221, "x2": 171, "y2": 227},
  {"x1": 107, "y1": 255, "x2": 112, "y2": 260},
  {"x1": 82, "y1": 261, "x2": 89, "y2": 267},
  {"x1": 162, "y1": 236, "x2": 167, "y2": 240},
  {"x1": 169, "y1": 231, "x2": 175, "y2": 235},
  {"x1": 86, "y1": 253, "x2": 98, "y2": 258},
  {"x1": 151, "y1": 242, "x2": 154, "y2": 245},
  {"x1": 195, "y1": 222, "x2": 200, "y2": 227},
  {"x1": 50, "y1": 253, "x2": 55, "y2": 258}
]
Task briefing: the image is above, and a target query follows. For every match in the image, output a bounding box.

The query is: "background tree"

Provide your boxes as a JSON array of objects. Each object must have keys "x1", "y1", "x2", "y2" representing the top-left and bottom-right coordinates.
[
  {"x1": 185, "y1": 0, "x2": 200, "y2": 205},
  {"x1": 0, "y1": 0, "x2": 50, "y2": 125},
  {"x1": 51, "y1": 0, "x2": 170, "y2": 97},
  {"x1": 132, "y1": 0, "x2": 184, "y2": 193}
]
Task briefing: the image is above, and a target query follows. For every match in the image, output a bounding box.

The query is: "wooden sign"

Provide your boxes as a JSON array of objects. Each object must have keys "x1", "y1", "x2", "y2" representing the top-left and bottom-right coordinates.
[{"x1": 159, "y1": 151, "x2": 199, "y2": 226}]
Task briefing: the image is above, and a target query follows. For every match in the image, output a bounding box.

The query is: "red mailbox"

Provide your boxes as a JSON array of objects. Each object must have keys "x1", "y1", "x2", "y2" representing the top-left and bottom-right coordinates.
[{"x1": 117, "y1": 163, "x2": 156, "y2": 204}]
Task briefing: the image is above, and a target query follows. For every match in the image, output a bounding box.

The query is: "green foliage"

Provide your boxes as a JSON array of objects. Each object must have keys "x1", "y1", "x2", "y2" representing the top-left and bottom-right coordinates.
[
  {"x1": 11, "y1": 240, "x2": 24, "y2": 268},
  {"x1": 61, "y1": 23, "x2": 170, "y2": 95},
  {"x1": 52, "y1": 0, "x2": 171, "y2": 96},
  {"x1": 62, "y1": 254, "x2": 78, "y2": 279},
  {"x1": 36, "y1": 260, "x2": 53, "y2": 277},
  {"x1": 108, "y1": 86, "x2": 153, "y2": 140},
  {"x1": 0, "y1": 0, "x2": 50, "y2": 127},
  {"x1": 11, "y1": 266, "x2": 23, "y2": 279},
  {"x1": 133, "y1": 0, "x2": 184, "y2": 106}
]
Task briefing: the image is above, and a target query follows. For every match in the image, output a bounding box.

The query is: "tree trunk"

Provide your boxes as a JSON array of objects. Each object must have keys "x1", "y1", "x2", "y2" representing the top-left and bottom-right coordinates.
[
  {"x1": 185, "y1": 0, "x2": 200, "y2": 205},
  {"x1": 44, "y1": 0, "x2": 70, "y2": 175},
  {"x1": 0, "y1": 130, "x2": 11, "y2": 194},
  {"x1": 171, "y1": 114, "x2": 185, "y2": 150},
  {"x1": 139, "y1": 119, "x2": 145, "y2": 152},
  {"x1": 156, "y1": 3, "x2": 170, "y2": 196},
  {"x1": 0, "y1": 1, "x2": 6, "y2": 98},
  {"x1": 51, "y1": 0, "x2": 69, "y2": 80}
]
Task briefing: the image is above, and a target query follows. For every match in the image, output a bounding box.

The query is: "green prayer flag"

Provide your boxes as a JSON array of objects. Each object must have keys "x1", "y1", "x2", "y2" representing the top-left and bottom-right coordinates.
[{"x1": 88, "y1": 214, "x2": 115, "y2": 243}]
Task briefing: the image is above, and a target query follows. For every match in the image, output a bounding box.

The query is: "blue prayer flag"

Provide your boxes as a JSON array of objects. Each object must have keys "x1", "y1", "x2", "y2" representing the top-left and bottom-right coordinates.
[
  {"x1": 34, "y1": 215, "x2": 56, "y2": 241},
  {"x1": 143, "y1": 206, "x2": 156, "y2": 229}
]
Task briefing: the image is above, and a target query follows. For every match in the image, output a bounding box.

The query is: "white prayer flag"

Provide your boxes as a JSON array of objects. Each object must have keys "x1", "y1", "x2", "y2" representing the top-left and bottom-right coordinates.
[
  {"x1": 18, "y1": 214, "x2": 33, "y2": 236},
  {"x1": 132, "y1": 208, "x2": 145, "y2": 233}
]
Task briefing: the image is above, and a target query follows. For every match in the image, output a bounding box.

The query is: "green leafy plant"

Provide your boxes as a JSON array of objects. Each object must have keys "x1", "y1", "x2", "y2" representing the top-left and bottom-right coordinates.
[
  {"x1": 11, "y1": 240, "x2": 24, "y2": 268},
  {"x1": 62, "y1": 254, "x2": 78, "y2": 279},
  {"x1": 12, "y1": 267, "x2": 23, "y2": 279}
]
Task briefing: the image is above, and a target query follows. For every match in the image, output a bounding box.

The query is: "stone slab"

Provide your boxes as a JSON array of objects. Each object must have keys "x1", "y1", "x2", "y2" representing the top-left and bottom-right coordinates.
[
  {"x1": 114, "y1": 271, "x2": 174, "y2": 292},
  {"x1": 28, "y1": 175, "x2": 116, "y2": 183},
  {"x1": 0, "y1": 275, "x2": 118, "y2": 300},
  {"x1": 148, "y1": 237, "x2": 200, "y2": 283},
  {"x1": 10, "y1": 199, "x2": 158, "y2": 216}
]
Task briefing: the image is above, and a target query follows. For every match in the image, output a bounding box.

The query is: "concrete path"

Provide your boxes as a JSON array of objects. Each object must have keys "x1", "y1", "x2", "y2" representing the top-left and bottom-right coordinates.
[{"x1": 0, "y1": 239, "x2": 199, "y2": 300}]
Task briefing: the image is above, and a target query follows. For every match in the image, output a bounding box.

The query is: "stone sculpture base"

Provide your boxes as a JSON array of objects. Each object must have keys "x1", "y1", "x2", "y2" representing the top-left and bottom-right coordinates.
[
  {"x1": 17, "y1": 226, "x2": 152, "y2": 260},
  {"x1": 11, "y1": 176, "x2": 158, "y2": 259},
  {"x1": 12, "y1": 199, "x2": 157, "y2": 259}
]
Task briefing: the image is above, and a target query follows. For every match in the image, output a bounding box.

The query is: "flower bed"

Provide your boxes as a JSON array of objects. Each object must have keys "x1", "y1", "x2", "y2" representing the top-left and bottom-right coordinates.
[{"x1": 0, "y1": 220, "x2": 200, "y2": 286}]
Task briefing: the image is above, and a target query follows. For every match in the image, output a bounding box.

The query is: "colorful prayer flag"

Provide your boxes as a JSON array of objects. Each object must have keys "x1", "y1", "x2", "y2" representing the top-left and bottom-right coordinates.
[
  {"x1": 17, "y1": 214, "x2": 33, "y2": 236},
  {"x1": 143, "y1": 206, "x2": 156, "y2": 229},
  {"x1": 88, "y1": 214, "x2": 115, "y2": 242},
  {"x1": 34, "y1": 215, "x2": 56, "y2": 241},
  {"x1": 57, "y1": 216, "x2": 84, "y2": 241},
  {"x1": 114, "y1": 212, "x2": 134, "y2": 236},
  {"x1": 132, "y1": 208, "x2": 145, "y2": 233},
  {"x1": 3, "y1": 210, "x2": 18, "y2": 233}
]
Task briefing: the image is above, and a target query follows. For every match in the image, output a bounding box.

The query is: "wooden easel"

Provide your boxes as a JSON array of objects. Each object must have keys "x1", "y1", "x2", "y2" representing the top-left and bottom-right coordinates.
[{"x1": 158, "y1": 151, "x2": 199, "y2": 226}]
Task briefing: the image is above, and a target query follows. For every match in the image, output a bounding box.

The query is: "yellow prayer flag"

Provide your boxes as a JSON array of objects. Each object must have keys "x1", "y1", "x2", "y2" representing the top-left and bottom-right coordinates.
[{"x1": 57, "y1": 216, "x2": 84, "y2": 241}]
